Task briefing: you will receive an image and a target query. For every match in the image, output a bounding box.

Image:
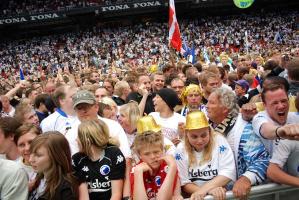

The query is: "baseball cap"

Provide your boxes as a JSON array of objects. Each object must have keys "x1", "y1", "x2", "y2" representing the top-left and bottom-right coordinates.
[
  {"x1": 234, "y1": 79, "x2": 249, "y2": 92},
  {"x1": 72, "y1": 90, "x2": 96, "y2": 108}
]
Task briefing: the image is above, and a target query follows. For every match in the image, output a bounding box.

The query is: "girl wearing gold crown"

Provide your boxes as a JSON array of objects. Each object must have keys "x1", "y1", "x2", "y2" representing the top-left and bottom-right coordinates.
[{"x1": 175, "y1": 111, "x2": 236, "y2": 200}]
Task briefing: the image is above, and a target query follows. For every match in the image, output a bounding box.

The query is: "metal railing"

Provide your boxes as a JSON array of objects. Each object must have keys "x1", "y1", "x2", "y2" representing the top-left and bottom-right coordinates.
[{"x1": 186, "y1": 183, "x2": 299, "y2": 200}]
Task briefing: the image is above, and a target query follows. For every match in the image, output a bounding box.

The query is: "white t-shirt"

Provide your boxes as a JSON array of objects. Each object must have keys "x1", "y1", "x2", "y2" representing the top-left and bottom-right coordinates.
[
  {"x1": 149, "y1": 112, "x2": 185, "y2": 141},
  {"x1": 270, "y1": 139, "x2": 299, "y2": 177},
  {"x1": 66, "y1": 116, "x2": 131, "y2": 158},
  {"x1": 175, "y1": 134, "x2": 236, "y2": 186},
  {"x1": 40, "y1": 110, "x2": 78, "y2": 135},
  {"x1": 252, "y1": 111, "x2": 299, "y2": 155}
]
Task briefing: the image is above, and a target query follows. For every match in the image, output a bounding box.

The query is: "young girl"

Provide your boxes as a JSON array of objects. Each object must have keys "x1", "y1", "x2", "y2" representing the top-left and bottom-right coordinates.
[
  {"x1": 72, "y1": 119, "x2": 126, "y2": 200},
  {"x1": 15, "y1": 124, "x2": 41, "y2": 190},
  {"x1": 130, "y1": 131, "x2": 182, "y2": 200},
  {"x1": 175, "y1": 111, "x2": 236, "y2": 200},
  {"x1": 29, "y1": 132, "x2": 79, "y2": 200}
]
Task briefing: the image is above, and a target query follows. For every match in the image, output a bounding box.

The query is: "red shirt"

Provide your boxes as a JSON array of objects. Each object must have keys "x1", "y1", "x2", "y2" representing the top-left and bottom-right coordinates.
[{"x1": 130, "y1": 160, "x2": 177, "y2": 199}]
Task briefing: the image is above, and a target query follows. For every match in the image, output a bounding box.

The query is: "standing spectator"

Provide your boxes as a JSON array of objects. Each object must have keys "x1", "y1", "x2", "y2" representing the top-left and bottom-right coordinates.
[
  {"x1": 95, "y1": 86, "x2": 109, "y2": 102},
  {"x1": 72, "y1": 119, "x2": 126, "y2": 200},
  {"x1": 151, "y1": 72, "x2": 165, "y2": 92},
  {"x1": 0, "y1": 117, "x2": 21, "y2": 160},
  {"x1": 175, "y1": 111, "x2": 235, "y2": 200},
  {"x1": 112, "y1": 80, "x2": 131, "y2": 106},
  {"x1": 126, "y1": 74, "x2": 155, "y2": 115},
  {"x1": 0, "y1": 95, "x2": 15, "y2": 117},
  {"x1": 40, "y1": 85, "x2": 78, "y2": 134},
  {"x1": 0, "y1": 159, "x2": 28, "y2": 200},
  {"x1": 150, "y1": 88, "x2": 185, "y2": 145}
]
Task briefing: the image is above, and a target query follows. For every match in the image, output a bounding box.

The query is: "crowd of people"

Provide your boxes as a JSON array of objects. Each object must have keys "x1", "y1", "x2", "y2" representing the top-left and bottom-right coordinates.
[
  {"x1": 0, "y1": 0, "x2": 128, "y2": 17},
  {"x1": 0, "y1": 11, "x2": 298, "y2": 87},
  {"x1": 0, "y1": 9, "x2": 299, "y2": 200}
]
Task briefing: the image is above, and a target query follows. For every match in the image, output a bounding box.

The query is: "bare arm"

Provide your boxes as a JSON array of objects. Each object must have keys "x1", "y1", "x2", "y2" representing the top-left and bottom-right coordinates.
[
  {"x1": 110, "y1": 179, "x2": 124, "y2": 200},
  {"x1": 183, "y1": 175, "x2": 230, "y2": 197},
  {"x1": 267, "y1": 163, "x2": 299, "y2": 187},
  {"x1": 133, "y1": 167, "x2": 148, "y2": 200},
  {"x1": 260, "y1": 123, "x2": 279, "y2": 140},
  {"x1": 138, "y1": 93, "x2": 149, "y2": 116},
  {"x1": 122, "y1": 159, "x2": 132, "y2": 198},
  {"x1": 78, "y1": 183, "x2": 89, "y2": 200},
  {"x1": 156, "y1": 156, "x2": 178, "y2": 200}
]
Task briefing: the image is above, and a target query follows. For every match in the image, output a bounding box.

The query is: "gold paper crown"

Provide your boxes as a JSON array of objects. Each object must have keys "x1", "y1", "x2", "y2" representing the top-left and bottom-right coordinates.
[
  {"x1": 289, "y1": 96, "x2": 298, "y2": 112},
  {"x1": 255, "y1": 102, "x2": 265, "y2": 112},
  {"x1": 185, "y1": 111, "x2": 209, "y2": 130},
  {"x1": 136, "y1": 116, "x2": 161, "y2": 135}
]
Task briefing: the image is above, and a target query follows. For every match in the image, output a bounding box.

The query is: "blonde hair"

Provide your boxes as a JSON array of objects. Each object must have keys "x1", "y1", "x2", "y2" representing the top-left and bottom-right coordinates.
[
  {"x1": 78, "y1": 119, "x2": 119, "y2": 157},
  {"x1": 133, "y1": 131, "x2": 163, "y2": 155},
  {"x1": 184, "y1": 127, "x2": 215, "y2": 166},
  {"x1": 119, "y1": 101, "x2": 141, "y2": 129},
  {"x1": 100, "y1": 96, "x2": 117, "y2": 109}
]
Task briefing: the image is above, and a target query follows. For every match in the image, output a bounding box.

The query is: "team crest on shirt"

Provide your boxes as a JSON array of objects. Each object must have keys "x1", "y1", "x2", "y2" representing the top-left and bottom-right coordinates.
[
  {"x1": 155, "y1": 176, "x2": 161, "y2": 186},
  {"x1": 100, "y1": 165, "x2": 110, "y2": 175}
]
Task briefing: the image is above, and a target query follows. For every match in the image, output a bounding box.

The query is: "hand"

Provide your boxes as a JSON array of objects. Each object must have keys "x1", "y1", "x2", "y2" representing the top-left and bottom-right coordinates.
[
  {"x1": 178, "y1": 122, "x2": 185, "y2": 137},
  {"x1": 241, "y1": 103, "x2": 258, "y2": 121},
  {"x1": 172, "y1": 195, "x2": 184, "y2": 200},
  {"x1": 277, "y1": 124, "x2": 299, "y2": 140},
  {"x1": 138, "y1": 84, "x2": 149, "y2": 96},
  {"x1": 208, "y1": 187, "x2": 226, "y2": 200},
  {"x1": 135, "y1": 162, "x2": 152, "y2": 175},
  {"x1": 232, "y1": 176, "x2": 251, "y2": 200},
  {"x1": 171, "y1": 138, "x2": 181, "y2": 146},
  {"x1": 160, "y1": 155, "x2": 176, "y2": 168},
  {"x1": 190, "y1": 189, "x2": 207, "y2": 200}
]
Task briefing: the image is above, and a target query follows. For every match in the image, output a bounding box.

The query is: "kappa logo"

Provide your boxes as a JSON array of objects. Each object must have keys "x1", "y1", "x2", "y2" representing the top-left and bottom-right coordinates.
[
  {"x1": 100, "y1": 165, "x2": 110, "y2": 175},
  {"x1": 155, "y1": 176, "x2": 161, "y2": 186},
  {"x1": 219, "y1": 145, "x2": 227, "y2": 153},
  {"x1": 116, "y1": 155, "x2": 124, "y2": 164},
  {"x1": 175, "y1": 153, "x2": 182, "y2": 160}
]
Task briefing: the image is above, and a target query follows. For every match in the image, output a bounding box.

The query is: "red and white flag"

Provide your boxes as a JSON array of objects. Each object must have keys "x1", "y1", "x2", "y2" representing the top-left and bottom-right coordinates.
[{"x1": 169, "y1": 0, "x2": 182, "y2": 52}]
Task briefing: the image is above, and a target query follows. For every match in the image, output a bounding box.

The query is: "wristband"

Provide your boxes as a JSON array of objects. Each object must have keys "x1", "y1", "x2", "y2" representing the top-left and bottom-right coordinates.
[{"x1": 275, "y1": 127, "x2": 281, "y2": 139}]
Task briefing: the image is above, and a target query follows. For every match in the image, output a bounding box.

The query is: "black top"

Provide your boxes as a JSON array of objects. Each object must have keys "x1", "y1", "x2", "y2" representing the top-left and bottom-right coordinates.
[
  {"x1": 31, "y1": 178, "x2": 77, "y2": 200},
  {"x1": 72, "y1": 145, "x2": 126, "y2": 200},
  {"x1": 126, "y1": 92, "x2": 155, "y2": 115},
  {"x1": 112, "y1": 95, "x2": 126, "y2": 106}
]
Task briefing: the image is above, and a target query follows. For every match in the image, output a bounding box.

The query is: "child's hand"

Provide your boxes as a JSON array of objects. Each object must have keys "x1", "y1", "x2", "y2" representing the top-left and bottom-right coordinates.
[
  {"x1": 208, "y1": 187, "x2": 226, "y2": 200},
  {"x1": 190, "y1": 189, "x2": 207, "y2": 200},
  {"x1": 172, "y1": 195, "x2": 184, "y2": 200},
  {"x1": 135, "y1": 162, "x2": 153, "y2": 175},
  {"x1": 160, "y1": 155, "x2": 176, "y2": 168}
]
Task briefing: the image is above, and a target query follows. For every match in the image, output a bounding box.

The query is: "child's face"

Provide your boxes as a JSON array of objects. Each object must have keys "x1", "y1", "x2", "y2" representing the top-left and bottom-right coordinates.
[
  {"x1": 138, "y1": 144, "x2": 163, "y2": 170},
  {"x1": 186, "y1": 127, "x2": 210, "y2": 152}
]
